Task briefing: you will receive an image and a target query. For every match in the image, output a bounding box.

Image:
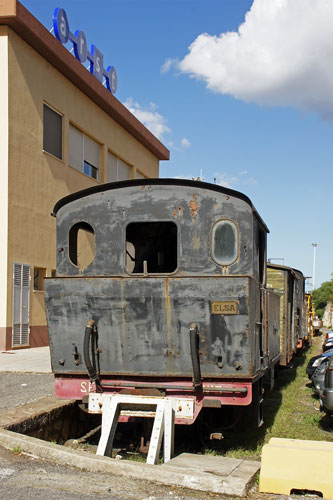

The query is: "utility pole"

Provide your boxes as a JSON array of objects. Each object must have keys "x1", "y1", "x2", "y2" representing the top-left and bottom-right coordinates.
[{"x1": 312, "y1": 243, "x2": 318, "y2": 291}]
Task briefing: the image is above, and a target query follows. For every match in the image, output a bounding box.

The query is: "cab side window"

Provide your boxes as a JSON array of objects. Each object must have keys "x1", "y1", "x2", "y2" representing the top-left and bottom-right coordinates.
[{"x1": 212, "y1": 220, "x2": 238, "y2": 266}]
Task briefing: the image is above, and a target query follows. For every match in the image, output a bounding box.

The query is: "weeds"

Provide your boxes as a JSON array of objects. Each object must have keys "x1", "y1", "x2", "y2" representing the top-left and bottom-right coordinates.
[
  {"x1": 204, "y1": 335, "x2": 333, "y2": 460},
  {"x1": 12, "y1": 445, "x2": 22, "y2": 454}
]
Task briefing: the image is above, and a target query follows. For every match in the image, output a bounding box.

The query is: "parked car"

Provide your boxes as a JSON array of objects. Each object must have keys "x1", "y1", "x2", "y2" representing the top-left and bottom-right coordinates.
[
  {"x1": 320, "y1": 356, "x2": 333, "y2": 414},
  {"x1": 306, "y1": 349, "x2": 333, "y2": 379},
  {"x1": 323, "y1": 337, "x2": 333, "y2": 352},
  {"x1": 311, "y1": 357, "x2": 330, "y2": 396}
]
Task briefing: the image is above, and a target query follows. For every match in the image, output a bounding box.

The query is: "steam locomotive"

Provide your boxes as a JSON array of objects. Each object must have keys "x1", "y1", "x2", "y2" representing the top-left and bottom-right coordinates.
[{"x1": 44, "y1": 179, "x2": 306, "y2": 429}]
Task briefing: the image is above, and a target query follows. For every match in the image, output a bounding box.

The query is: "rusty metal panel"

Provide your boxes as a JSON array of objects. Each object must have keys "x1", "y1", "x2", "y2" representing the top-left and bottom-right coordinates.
[
  {"x1": 55, "y1": 183, "x2": 254, "y2": 277},
  {"x1": 45, "y1": 276, "x2": 257, "y2": 378}
]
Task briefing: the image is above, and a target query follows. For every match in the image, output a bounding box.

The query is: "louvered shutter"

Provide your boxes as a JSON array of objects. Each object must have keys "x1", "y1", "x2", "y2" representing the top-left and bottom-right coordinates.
[{"x1": 12, "y1": 263, "x2": 30, "y2": 347}]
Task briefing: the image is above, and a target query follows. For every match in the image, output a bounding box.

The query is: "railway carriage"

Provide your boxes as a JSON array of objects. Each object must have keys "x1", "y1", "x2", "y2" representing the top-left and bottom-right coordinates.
[
  {"x1": 45, "y1": 179, "x2": 280, "y2": 428},
  {"x1": 267, "y1": 264, "x2": 306, "y2": 366}
]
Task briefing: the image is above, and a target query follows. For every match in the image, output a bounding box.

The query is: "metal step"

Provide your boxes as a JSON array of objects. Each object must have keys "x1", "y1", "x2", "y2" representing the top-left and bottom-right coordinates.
[{"x1": 94, "y1": 394, "x2": 175, "y2": 464}]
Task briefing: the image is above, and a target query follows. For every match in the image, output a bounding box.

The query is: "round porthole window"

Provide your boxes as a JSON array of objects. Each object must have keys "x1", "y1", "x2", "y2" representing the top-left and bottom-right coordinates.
[{"x1": 212, "y1": 220, "x2": 238, "y2": 266}]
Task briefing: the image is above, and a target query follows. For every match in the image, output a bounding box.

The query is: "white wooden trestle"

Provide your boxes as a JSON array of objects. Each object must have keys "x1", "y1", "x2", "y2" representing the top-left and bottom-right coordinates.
[{"x1": 96, "y1": 394, "x2": 175, "y2": 464}]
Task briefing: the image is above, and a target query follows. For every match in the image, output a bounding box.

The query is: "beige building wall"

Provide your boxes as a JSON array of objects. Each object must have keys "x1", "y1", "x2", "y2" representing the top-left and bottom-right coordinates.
[
  {"x1": 2, "y1": 26, "x2": 162, "y2": 349},
  {"x1": 0, "y1": 30, "x2": 9, "y2": 349}
]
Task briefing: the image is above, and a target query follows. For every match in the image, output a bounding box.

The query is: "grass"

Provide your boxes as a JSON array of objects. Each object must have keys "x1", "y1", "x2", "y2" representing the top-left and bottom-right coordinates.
[
  {"x1": 12, "y1": 445, "x2": 22, "y2": 454},
  {"x1": 204, "y1": 333, "x2": 333, "y2": 459}
]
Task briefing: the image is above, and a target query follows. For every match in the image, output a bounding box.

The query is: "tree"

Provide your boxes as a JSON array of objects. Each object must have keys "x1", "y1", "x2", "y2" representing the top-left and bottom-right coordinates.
[{"x1": 312, "y1": 276, "x2": 333, "y2": 319}]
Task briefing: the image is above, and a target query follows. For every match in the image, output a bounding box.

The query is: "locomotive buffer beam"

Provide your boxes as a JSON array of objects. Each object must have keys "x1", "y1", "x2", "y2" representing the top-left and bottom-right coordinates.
[{"x1": 94, "y1": 394, "x2": 175, "y2": 465}]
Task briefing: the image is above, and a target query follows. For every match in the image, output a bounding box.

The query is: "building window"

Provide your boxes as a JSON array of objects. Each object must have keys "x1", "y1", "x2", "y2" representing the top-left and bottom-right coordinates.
[
  {"x1": 43, "y1": 104, "x2": 62, "y2": 159},
  {"x1": 126, "y1": 222, "x2": 177, "y2": 274},
  {"x1": 107, "y1": 151, "x2": 131, "y2": 182},
  {"x1": 33, "y1": 267, "x2": 46, "y2": 291},
  {"x1": 69, "y1": 124, "x2": 100, "y2": 180},
  {"x1": 212, "y1": 220, "x2": 238, "y2": 266}
]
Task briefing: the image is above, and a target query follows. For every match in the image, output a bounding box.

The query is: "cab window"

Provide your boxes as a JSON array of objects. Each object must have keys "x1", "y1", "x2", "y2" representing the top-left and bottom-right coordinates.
[
  {"x1": 126, "y1": 221, "x2": 177, "y2": 274},
  {"x1": 212, "y1": 220, "x2": 238, "y2": 266}
]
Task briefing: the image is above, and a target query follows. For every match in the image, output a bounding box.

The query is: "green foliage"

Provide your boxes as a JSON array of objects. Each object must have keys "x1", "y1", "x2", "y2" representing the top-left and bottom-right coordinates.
[
  {"x1": 12, "y1": 445, "x2": 22, "y2": 454},
  {"x1": 312, "y1": 276, "x2": 333, "y2": 318}
]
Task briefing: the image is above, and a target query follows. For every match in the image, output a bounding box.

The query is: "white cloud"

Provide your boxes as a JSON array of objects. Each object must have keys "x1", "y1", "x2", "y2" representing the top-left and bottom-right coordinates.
[
  {"x1": 124, "y1": 99, "x2": 191, "y2": 152},
  {"x1": 214, "y1": 171, "x2": 258, "y2": 189},
  {"x1": 166, "y1": 137, "x2": 191, "y2": 152},
  {"x1": 123, "y1": 98, "x2": 171, "y2": 140},
  {"x1": 161, "y1": 58, "x2": 178, "y2": 74},
  {"x1": 214, "y1": 173, "x2": 239, "y2": 188},
  {"x1": 177, "y1": 0, "x2": 333, "y2": 118},
  {"x1": 180, "y1": 137, "x2": 191, "y2": 149},
  {"x1": 243, "y1": 177, "x2": 258, "y2": 186}
]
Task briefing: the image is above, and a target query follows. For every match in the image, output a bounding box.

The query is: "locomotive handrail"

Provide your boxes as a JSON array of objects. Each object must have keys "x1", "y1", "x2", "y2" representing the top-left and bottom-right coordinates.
[
  {"x1": 83, "y1": 320, "x2": 103, "y2": 392},
  {"x1": 189, "y1": 323, "x2": 202, "y2": 389}
]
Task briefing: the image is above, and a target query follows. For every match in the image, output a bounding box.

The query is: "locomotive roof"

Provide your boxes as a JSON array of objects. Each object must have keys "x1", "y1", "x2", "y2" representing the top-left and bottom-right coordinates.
[
  {"x1": 52, "y1": 178, "x2": 269, "y2": 232},
  {"x1": 267, "y1": 262, "x2": 304, "y2": 278}
]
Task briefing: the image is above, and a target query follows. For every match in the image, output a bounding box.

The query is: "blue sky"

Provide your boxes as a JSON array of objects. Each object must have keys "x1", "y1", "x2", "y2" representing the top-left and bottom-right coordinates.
[{"x1": 22, "y1": 0, "x2": 332, "y2": 290}]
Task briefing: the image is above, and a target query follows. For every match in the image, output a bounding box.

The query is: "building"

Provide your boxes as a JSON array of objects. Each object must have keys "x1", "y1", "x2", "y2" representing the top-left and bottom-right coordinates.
[{"x1": 0, "y1": 0, "x2": 169, "y2": 350}]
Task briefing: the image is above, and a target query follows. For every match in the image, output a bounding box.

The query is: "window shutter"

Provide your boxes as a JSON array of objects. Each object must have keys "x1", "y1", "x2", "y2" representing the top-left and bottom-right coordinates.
[
  {"x1": 117, "y1": 158, "x2": 131, "y2": 181},
  {"x1": 107, "y1": 151, "x2": 118, "y2": 182},
  {"x1": 69, "y1": 125, "x2": 83, "y2": 172},
  {"x1": 84, "y1": 134, "x2": 99, "y2": 168},
  {"x1": 12, "y1": 263, "x2": 30, "y2": 347}
]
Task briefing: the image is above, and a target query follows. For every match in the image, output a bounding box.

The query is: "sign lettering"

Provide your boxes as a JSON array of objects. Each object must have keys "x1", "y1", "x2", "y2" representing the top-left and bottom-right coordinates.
[
  {"x1": 211, "y1": 301, "x2": 239, "y2": 315},
  {"x1": 53, "y1": 7, "x2": 117, "y2": 94}
]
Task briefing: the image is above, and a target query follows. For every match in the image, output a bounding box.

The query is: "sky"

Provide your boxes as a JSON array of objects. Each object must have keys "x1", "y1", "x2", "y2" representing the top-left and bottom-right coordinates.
[{"x1": 22, "y1": 0, "x2": 332, "y2": 290}]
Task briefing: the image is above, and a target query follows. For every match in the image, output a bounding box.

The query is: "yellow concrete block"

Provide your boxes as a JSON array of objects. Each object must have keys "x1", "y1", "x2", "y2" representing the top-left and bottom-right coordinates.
[
  {"x1": 259, "y1": 438, "x2": 333, "y2": 499},
  {"x1": 268, "y1": 437, "x2": 333, "y2": 450}
]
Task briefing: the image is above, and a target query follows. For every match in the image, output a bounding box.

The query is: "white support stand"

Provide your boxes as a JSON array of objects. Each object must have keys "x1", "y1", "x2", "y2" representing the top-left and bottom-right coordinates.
[{"x1": 96, "y1": 394, "x2": 175, "y2": 465}]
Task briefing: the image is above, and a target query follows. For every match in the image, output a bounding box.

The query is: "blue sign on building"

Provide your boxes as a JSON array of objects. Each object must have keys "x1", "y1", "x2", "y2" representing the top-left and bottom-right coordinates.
[{"x1": 53, "y1": 8, "x2": 117, "y2": 95}]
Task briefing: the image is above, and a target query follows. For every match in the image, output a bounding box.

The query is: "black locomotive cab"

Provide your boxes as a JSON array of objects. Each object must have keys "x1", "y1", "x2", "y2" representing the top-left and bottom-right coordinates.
[{"x1": 45, "y1": 179, "x2": 280, "y2": 425}]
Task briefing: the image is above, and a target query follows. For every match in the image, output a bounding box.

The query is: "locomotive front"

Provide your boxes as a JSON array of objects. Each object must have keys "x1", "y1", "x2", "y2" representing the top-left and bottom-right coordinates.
[{"x1": 45, "y1": 179, "x2": 279, "y2": 426}]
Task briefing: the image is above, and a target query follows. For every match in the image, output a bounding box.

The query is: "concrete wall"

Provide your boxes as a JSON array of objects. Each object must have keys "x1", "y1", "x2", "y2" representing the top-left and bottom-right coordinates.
[{"x1": 1, "y1": 27, "x2": 160, "y2": 349}]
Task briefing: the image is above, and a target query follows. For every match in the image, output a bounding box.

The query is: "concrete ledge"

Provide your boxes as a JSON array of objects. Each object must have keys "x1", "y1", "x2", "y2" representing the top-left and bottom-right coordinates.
[
  {"x1": 0, "y1": 396, "x2": 75, "y2": 432},
  {"x1": 0, "y1": 428, "x2": 260, "y2": 496}
]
